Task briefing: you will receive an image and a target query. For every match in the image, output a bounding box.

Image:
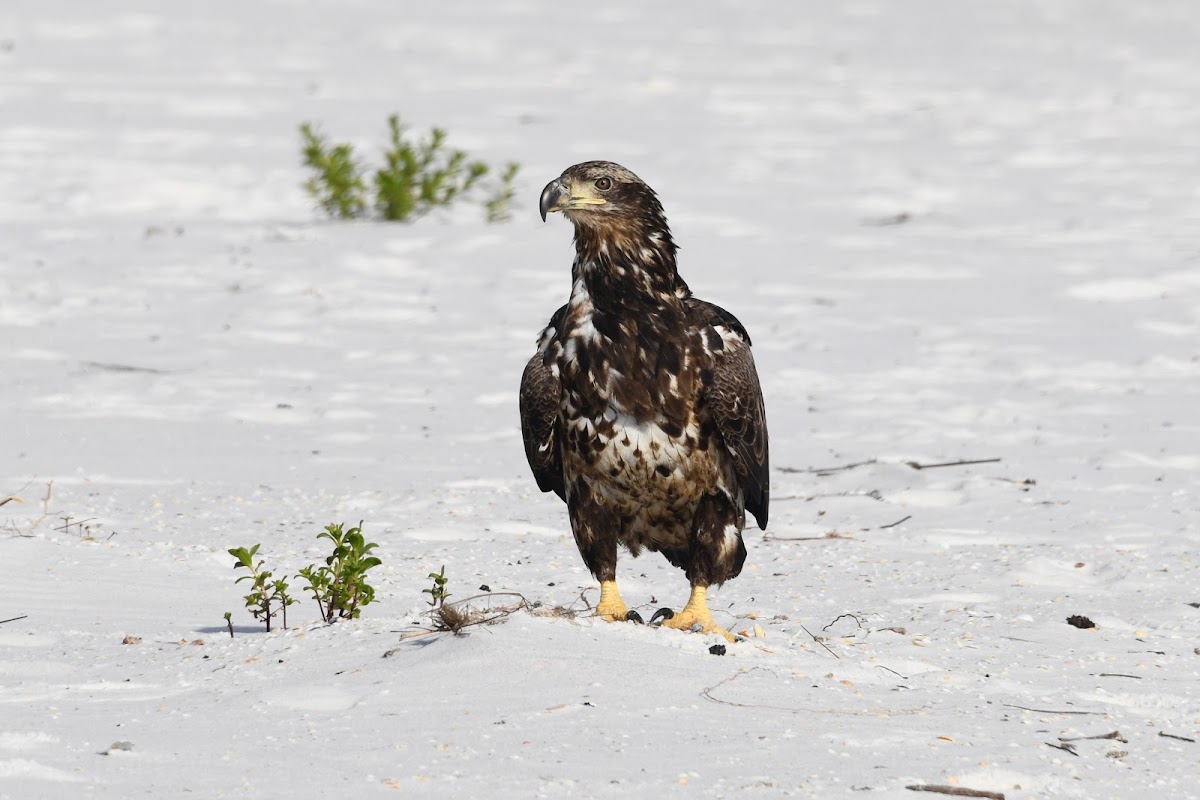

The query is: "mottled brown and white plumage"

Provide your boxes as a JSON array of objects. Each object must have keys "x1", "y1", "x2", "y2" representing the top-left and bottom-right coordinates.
[{"x1": 520, "y1": 161, "x2": 768, "y2": 640}]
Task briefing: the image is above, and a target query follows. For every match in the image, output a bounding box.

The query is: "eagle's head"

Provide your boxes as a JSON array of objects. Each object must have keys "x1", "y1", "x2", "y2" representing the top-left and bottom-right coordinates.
[
  {"x1": 539, "y1": 161, "x2": 680, "y2": 290},
  {"x1": 539, "y1": 161, "x2": 663, "y2": 226}
]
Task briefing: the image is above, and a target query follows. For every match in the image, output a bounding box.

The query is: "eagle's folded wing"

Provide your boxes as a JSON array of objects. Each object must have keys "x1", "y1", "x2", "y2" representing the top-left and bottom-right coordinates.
[
  {"x1": 704, "y1": 321, "x2": 770, "y2": 530},
  {"x1": 520, "y1": 308, "x2": 567, "y2": 501},
  {"x1": 519, "y1": 353, "x2": 563, "y2": 500}
]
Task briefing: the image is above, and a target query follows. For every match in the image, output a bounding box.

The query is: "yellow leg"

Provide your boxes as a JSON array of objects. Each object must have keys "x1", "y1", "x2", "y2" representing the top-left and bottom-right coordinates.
[
  {"x1": 596, "y1": 580, "x2": 632, "y2": 622},
  {"x1": 661, "y1": 585, "x2": 735, "y2": 642}
]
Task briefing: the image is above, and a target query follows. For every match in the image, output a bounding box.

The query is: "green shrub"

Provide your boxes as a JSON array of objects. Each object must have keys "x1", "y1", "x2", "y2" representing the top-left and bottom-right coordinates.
[
  {"x1": 300, "y1": 115, "x2": 519, "y2": 223},
  {"x1": 228, "y1": 544, "x2": 296, "y2": 632},
  {"x1": 227, "y1": 522, "x2": 383, "y2": 631},
  {"x1": 296, "y1": 522, "x2": 382, "y2": 622},
  {"x1": 299, "y1": 123, "x2": 368, "y2": 219},
  {"x1": 485, "y1": 162, "x2": 521, "y2": 223}
]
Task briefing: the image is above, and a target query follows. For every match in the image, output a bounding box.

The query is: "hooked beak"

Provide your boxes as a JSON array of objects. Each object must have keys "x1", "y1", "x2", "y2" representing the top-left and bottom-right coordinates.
[
  {"x1": 539, "y1": 178, "x2": 568, "y2": 222},
  {"x1": 539, "y1": 176, "x2": 608, "y2": 221}
]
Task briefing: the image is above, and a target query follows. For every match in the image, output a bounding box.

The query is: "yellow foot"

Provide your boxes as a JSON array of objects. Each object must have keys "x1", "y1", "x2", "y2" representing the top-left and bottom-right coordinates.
[
  {"x1": 596, "y1": 580, "x2": 643, "y2": 623},
  {"x1": 658, "y1": 586, "x2": 736, "y2": 643}
]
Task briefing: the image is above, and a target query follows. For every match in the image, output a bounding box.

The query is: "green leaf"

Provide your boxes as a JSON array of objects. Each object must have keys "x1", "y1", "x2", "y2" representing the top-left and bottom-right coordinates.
[{"x1": 228, "y1": 545, "x2": 259, "y2": 570}]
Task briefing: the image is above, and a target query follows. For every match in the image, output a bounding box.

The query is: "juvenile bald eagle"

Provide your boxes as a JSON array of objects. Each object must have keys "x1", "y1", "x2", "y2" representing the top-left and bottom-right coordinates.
[{"x1": 520, "y1": 161, "x2": 769, "y2": 642}]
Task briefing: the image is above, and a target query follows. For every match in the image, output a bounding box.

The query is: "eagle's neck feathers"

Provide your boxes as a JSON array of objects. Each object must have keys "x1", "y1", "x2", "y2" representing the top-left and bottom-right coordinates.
[
  {"x1": 569, "y1": 210, "x2": 686, "y2": 314},
  {"x1": 558, "y1": 203, "x2": 698, "y2": 426}
]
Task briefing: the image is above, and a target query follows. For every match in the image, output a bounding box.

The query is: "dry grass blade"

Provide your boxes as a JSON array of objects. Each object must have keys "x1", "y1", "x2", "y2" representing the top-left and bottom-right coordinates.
[
  {"x1": 906, "y1": 458, "x2": 1001, "y2": 470},
  {"x1": 433, "y1": 603, "x2": 472, "y2": 633},
  {"x1": 387, "y1": 593, "x2": 531, "y2": 648},
  {"x1": 701, "y1": 667, "x2": 923, "y2": 717},
  {"x1": 1060, "y1": 731, "x2": 1127, "y2": 743},
  {"x1": 801, "y1": 624, "x2": 839, "y2": 659},
  {"x1": 1, "y1": 479, "x2": 34, "y2": 509},
  {"x1": 518, "y1": 586, "x2": 596, "y2": 621},
  {"x1": 431, "y1": 592, "x2": 528, "y2": 632},
  {"x1": 778, "y1": 458, "x2": 877, "y2": 476},
  {"x1": 821, "y1": 613, "x2": 862, "y2": 632},
  {"x1": 763, "y1": 530, "x2": 853, "y2": 542},
  {"x1": 1002, "y1": 703, "x2": 1104, "y2": 716},
  {"x1": 527, "y1": 603, "x2": 586, "y2": 620},
  {"x1": 1046, "y1": 741, "x2": 1078, "y2": 756},
  {"x1": 2, "y1": 480, "x2": 54, "y2": 537},
  {"x1": 385, "y1": 591, "x2": 586, "y2": 655},
  {"x1": 906, "y1": 785, "x2": 1005, "y2": 799}
]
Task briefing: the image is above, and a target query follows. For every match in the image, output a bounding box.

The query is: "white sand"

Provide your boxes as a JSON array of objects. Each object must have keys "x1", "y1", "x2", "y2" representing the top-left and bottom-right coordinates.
[{"x1": 2, "y1": 2, "x2": 1198, "y2": 797}]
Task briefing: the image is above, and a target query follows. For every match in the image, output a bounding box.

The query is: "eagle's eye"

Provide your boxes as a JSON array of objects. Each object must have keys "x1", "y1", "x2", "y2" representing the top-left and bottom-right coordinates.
[{"x1": 594, "y1": 176, "x2": 613, "y2": 192}]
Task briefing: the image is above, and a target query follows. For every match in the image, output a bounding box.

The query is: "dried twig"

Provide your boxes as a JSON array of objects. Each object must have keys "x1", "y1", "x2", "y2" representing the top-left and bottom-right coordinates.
[
  {"x1": 437, "y1": 592, "x2": 527, "y2": 630},
  {"x1": 1003, "y1": 703, "x2": 1104, "y2": 716},
  {"x1": 80, "y1": 360, "x2": 169, "y2": 374},
  {"x1": 763, "y1": 530, "x2": 853, "y2": 542},
  {"x1": 27, "y1": 481, "x2": 54, "y2": 533},
  {"x1": 991, "y1": 477, "x2": 1036, "y2": 486},
  {"x1": 701, "y1": 667, "x2": 922, "y2": 717},
  {"x1": 906, "y1": 785, "x2": 1004, "y2": 799},
  {"x1": 1158, "y1": 732, "x2": 1195, "y2": 743},
  {"x1": 0, "y1": 615, "x2": 28, "y2": 625},
  {"x1": 801, "y1": 624, "x2": 839, "y2": 659},
  {"x1": 574, "y1": 586, "x2": 596, "y2": 612},
  {"x1": 3, "y1": 481, "x2": 55, "y2": 537},
  {"x1": 879, "y1": 515, "x2": 912, "y2": 530},
  {"x1": 822, "y1": 613, "x2": 862, "y2": 632},
  {"x1": 1, "y1": 478, "x2": 34, "y2": 510},
  {"x1": 433, "y1": 603, "x2": 472, "y2": 633},
  {"x1": 862, "y1": 211, "x2": 911, "y2": 227},
  {"x1": 1060, "y1": 731, "x2": 1127, "y2": 744},
  {"x1": 527, "y1": 603, "x2": 586, "y2": 621},
  {"x1": 801, "y1": 490, "x2": 887, "y2": 503},
  {"x1": 779, "y1": 458, "x2": 877, "y2": 476},
  {"x1": 906, "y1": 458, "x2": 1000, "y2": 470},
  {"x1": 1096, "y1": 673, "x2": 1141, "y2": 679},
  {"x1": 385, "y1": 593, "x2": 530, "y2": 652},
  {"x1": 698, "y1": 671, "x2": 754, "y2": 706},
  {"x1": 1046, "y1": 741, "x2": 1078, "y2": 756}
]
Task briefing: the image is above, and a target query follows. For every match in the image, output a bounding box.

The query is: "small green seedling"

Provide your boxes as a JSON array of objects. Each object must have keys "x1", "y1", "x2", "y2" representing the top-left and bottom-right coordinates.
[
  {"x1": 228, "y1": 544, "x2": 295, "y2": 632},
  {"x1": 271, "y1": 576, "x2": 297, "y2": 629},
  {"x1": 296, "y1": 522, "x2": 382, "y2": 622},
  {"x1": 223, "y1": 611, "x2": 234, "y2": 639},
  {"x1": 423, "y1": 565, "x2": 450, "y2": 608}
]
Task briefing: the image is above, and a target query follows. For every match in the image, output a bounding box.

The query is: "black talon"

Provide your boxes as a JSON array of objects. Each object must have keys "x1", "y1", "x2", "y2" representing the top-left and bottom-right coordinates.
[
  {"x1": 649, "y1": 608, "x2": 675, "y2": 626},
  {"x1": 626, "y1": 610, "x2": 644, "y2": 624}
]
